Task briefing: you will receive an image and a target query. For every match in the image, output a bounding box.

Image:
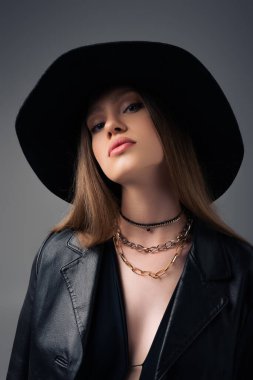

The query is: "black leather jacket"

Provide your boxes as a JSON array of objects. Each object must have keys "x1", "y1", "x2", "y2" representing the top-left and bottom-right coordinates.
[{"x1": 6, "y1": 219, "x2": 253, "y2": 379}]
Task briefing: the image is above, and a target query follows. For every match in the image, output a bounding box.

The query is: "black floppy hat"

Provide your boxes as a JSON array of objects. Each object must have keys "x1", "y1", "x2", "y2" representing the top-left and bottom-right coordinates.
[{"x1": 15, "y1": 41, "x2": 244, "y2": 203}]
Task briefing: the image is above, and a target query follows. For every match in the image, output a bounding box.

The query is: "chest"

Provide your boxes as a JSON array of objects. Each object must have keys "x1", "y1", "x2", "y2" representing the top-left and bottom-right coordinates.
[{"x1": 116, "y1": 252, "x2": 186, "y2": 367}]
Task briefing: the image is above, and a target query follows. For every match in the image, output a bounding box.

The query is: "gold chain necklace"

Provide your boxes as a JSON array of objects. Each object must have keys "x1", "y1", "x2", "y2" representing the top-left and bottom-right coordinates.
[
  {"x1": 113, "y1": 236, "x2": 185, "y2": 279},
  {"x1": 114, "y1": 216, "x2": 193, "y2": 254}
]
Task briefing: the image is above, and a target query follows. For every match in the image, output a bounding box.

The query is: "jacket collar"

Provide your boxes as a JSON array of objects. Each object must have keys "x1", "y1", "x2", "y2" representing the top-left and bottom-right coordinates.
[
  {"x1": 65, "y1": 217, "x2": 233, "y2": 279},
  {"x1": 62, "y1": 219, "x2": 232, "y2": 377},
  {"x1": 189, "y1": 217, "x2": 232, "y2": 281}
]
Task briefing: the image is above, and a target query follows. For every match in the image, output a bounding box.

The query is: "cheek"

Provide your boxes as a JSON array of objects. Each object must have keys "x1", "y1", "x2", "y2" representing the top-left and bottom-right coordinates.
[
  {"x1": 92, "y1": 140, "x2": 110, "y2": 175},
  {"x1": 141, "y1": 125, "x2": 164, "y2": 161},
  {"x1": 92, "y1": 139, "x2": 104, "y2": 166},
  {"x1": 153, "y1": 136, "x2": 164, "y2": 160},
  {"x1": 146, "y1": 141, "x2": 164, "y2": 164}
]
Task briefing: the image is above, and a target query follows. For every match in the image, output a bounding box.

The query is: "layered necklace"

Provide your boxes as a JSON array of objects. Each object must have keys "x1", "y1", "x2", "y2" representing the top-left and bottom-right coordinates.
[
  {"x1": 113, "y1": 210, "x2": 193, "y2": 280},
  {"x1": 119, "y1": 209, "x2": 183, "y2": 232}
]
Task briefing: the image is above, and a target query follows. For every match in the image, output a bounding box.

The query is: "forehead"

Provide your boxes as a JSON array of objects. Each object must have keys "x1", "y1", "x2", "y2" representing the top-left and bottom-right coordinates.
[{"x1": 86, "y1": 86, "x2": 139, "y2": 115}]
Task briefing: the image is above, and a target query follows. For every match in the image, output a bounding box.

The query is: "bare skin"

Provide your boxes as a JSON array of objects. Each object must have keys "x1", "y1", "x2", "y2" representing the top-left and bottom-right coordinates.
[
  {"x1": 118, "y1": 248, "x2": 190, "y2": 380},
  {"x1": 117, "y1": 186, "x2": 191, "y2": 380},
  {"x1": 86, "y1": 86, "x2": 192, "y2": 379}
]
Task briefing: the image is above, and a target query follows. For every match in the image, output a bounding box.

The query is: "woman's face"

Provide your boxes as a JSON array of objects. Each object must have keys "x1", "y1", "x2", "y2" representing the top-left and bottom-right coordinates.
[{"x1": 85, "y1": 86, "x2": 165, "y2": 185}]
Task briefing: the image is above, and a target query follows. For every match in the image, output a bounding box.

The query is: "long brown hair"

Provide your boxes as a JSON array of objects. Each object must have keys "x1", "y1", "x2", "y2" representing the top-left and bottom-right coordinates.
[{"x1": 51, "y1": 85, "x2": 248, "y2": 247}]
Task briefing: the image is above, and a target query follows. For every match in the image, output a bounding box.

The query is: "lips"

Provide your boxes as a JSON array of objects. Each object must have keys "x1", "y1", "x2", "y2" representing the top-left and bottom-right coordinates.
[{"x1": 108, "y1": 137, "x2": 136, "y2": 156}]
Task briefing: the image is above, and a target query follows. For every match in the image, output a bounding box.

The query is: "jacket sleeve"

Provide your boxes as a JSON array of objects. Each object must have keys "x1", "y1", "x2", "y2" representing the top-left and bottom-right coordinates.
[
  {"x1": 6, "y1": 233, "x2": 54, "y2": 380},
  {"x1": 234, "y1": 307, "x2": 253, "y2": 379}
]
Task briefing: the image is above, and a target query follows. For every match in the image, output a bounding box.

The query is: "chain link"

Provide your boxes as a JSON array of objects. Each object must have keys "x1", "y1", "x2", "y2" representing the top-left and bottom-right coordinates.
[
  {"x1": 115, "y1": 216, "x2": 193, "y2": 254},
  {"x1": 113, "y1": 236, "x2": 185, "y2": 279}
]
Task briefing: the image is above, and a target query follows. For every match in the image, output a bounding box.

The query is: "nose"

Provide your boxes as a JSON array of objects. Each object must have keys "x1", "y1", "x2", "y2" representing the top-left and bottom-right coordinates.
[{"x1": 105, "y1": 116, "x2": 127, "y2": 138}]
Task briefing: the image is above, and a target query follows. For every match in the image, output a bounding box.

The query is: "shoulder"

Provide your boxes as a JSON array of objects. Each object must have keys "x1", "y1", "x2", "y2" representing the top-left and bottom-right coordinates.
[
  {"x1": 222, "y1": 233, "x2": 253, "y2": 260},
  {"x1": 219, "y1": 233, "x2": 253, "y2": 290},
  {"x1": 34, "y1": 228, "x2": 88, "y2": 276},
  {"x1": 194, "y1": 217, "x2": 253, "y2": 259},
  {"x1": 193, "y1": 218, "x2": 253, "y2": 281},
  {"x1": 213, "y1": 227, "x2": 253, "y2": 270}
]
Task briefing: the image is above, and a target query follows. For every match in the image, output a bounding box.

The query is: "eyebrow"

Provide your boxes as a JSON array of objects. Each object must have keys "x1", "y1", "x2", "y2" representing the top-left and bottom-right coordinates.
[{"x1": 86, "y1": 89, "x2": 137, "y2": 117}]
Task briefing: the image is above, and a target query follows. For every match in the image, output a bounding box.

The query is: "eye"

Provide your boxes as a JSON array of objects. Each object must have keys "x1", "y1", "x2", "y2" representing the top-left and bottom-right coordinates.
[
  {"x1": 88, "y1": 102, "x2": 144, "y2": 134},
  {"x1": 89, "y1": 122, "x2": 105, "y2": 134},
  {"x1": 124, "y1": 102, "x2": 144, "y2": 113}
]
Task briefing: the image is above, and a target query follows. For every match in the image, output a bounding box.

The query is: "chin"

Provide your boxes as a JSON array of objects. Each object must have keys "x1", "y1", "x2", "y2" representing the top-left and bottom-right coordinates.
[
  {"x1": 106, "y1": 173, "x2": 132, "y2": 186},
  {"x1": 102, "y1": 158, "x2": 164, "y2": 184},
  {"x1": 104, "y1": 159, "x2": 140, "y2": 182}
]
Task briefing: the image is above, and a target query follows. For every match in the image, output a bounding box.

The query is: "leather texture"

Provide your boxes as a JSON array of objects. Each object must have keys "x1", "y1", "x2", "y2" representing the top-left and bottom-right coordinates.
[{"x1": 6, "y1": 219, "x2": 253, "y2": 379}]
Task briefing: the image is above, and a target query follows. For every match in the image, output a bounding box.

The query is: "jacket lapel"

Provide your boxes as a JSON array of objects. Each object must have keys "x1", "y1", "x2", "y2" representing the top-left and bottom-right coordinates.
[
  {"x1": 155, "y1": 219, "x2": 232, "y2": 379},
  {"x1": 60, "y1": 233, "x2": 103, "y2": 343}
]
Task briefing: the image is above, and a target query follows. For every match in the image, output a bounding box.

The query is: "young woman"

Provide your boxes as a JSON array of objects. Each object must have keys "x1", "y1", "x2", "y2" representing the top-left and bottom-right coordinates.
[{"x1": 7, "y1": 41, "x2": 253, "y2": 380}]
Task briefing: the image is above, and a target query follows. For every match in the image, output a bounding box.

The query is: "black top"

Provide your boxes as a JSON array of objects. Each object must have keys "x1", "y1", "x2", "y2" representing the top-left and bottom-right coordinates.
[{"x1": 76, "y1": 238, "x2": 180, "y2": 380}]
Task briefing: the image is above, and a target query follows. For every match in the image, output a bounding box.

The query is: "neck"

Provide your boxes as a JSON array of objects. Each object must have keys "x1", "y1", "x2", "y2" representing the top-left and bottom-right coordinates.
[
  {"x1": 121, "y1": 185, "x2": 181, "y2": 221},
  {"x1": 119, "y1": 183, "x2": 188, "y2": 246}
]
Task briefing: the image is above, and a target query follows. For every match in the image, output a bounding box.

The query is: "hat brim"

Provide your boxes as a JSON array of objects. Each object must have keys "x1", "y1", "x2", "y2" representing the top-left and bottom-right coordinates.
[{"x1": 15, "y1": 41, "x2": 244, "y2": 202}]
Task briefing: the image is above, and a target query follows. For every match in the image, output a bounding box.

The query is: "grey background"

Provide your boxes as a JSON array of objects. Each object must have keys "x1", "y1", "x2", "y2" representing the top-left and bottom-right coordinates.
[{"x1": 1, "y1": 0, "x2": 252, "y2": 377}]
